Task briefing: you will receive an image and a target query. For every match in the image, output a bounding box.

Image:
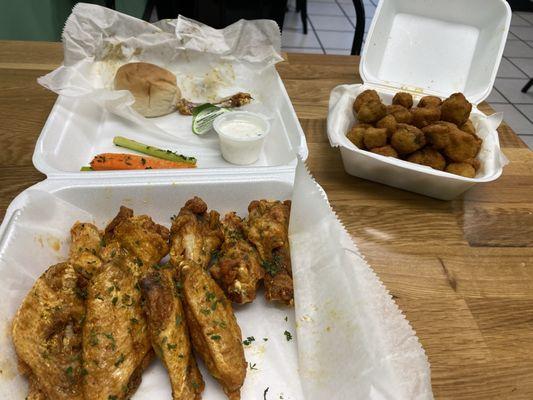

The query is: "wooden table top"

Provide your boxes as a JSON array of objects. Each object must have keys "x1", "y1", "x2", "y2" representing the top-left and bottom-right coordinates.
[{"x1": 1, "y1": 40, "x2": 532, "y2": 399}]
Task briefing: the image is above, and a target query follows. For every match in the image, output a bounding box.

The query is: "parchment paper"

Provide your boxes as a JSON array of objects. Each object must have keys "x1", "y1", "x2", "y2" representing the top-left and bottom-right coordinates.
[
  {"x1": 289, "y1": 159, "x2": 433, "y2": 400},
  {"x1": 38, "y1": 3, "x2": 283, "y2": 145}
]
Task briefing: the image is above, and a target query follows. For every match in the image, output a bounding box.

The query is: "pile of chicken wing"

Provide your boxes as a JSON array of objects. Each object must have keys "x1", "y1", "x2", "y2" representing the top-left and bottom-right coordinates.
[{"x1": 11, "y1": 197, "x2": 292, "y2": 400}]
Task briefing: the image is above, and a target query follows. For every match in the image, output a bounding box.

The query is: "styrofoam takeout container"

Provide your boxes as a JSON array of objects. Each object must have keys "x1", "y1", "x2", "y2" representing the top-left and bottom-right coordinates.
[
  {"x1": 327, "y1": 0, "x2": 511, "y2": 200},
  {"x1": 0, "y1": 171, "x2": 307, "y2": 399}
]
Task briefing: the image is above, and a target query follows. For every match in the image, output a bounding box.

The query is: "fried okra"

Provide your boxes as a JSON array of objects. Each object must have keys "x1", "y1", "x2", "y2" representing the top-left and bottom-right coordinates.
[
  {"x1": 441, "y1": 93, "x2": 472, "y2": 126},
  {"x1": 392, "y1": 92, "x2": 413, "y2": 109},
  {"x1": 358, "y1": 100, "x2": 387, "y2": 124},
  {"x1": 376, "y1": 114, "x2": 397, "y2": 137},
  {"x1": 363, "y1": 127, "x2": 388, "y2": 149},
  {"x1": 386, "y1": 104, "x2": 413, "y2": 124},
  {"x1": 346, "y1": 125, "x2": 367, "y2": 148},
  {"x1": 407, "y1": 147, "x2": 446, "y2": 170},
  {"x1": 411, "y1": 107, "x2": 441, "y2": 129},
  {"x1": 390, "y1": 124, "x2": 426, "y2": 154},
  {"x1": 446, "y1": 163, "x2": 476, "y2": 178},
  {"x1": 353, "y1": 89, "x2": 380, "y2": 113},
  {"x1": 370, "y1": 145, "x2": 398, "y2": 158},
  {"x1": 443, "y1": 129, "x2": 481, "y2": 162},
  {"x1": 418, "y1": 96, "x2": 442, "y2": 108},
  {"x1": 422, "y1": 122, "x2": 452, "y2": 150},
  {"x1": 460, "y1": 119, "x2": 476, "y2": 136}
]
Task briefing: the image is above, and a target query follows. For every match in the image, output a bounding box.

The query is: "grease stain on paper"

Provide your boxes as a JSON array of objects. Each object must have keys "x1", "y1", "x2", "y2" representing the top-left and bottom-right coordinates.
[{"x1": 35, "y1": 235, "x2": 61, "y2": 252}]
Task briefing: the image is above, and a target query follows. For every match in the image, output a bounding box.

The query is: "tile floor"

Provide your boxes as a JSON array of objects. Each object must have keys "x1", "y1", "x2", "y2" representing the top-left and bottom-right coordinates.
[{"x1": 281, "y1": 1, "x2": 533, "y2": 148}]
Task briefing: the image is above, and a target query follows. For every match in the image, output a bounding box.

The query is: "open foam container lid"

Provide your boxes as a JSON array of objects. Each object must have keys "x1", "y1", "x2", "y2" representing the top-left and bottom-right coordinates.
[{"x1": 360, "y1": 0, "x2": 511, "y2": 104}]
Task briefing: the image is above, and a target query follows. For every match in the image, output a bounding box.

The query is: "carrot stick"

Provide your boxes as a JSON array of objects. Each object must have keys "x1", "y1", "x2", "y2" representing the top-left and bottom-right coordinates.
[{"x1": 89, "y1": 153, "x2": 196, "y2": 171}]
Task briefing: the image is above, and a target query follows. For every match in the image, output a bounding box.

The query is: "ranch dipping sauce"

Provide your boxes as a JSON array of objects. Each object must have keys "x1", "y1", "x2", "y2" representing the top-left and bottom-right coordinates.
[
  {"x1": 217, "y1": 118, "x2": 265, "y2": 139},
  {"x1": 213, "y1": 111, "x2": 271, "y2": 165}
]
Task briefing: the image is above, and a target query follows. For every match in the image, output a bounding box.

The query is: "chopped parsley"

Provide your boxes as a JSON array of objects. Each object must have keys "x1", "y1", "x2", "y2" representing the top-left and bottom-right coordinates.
[
  {"x1": 249, "y1": 362, "x2": 258, "y2": 370},
  {"x1": 167, "y1": 343, "x2": 178, "y2": 351},
  {"x1": 103, "y1": 333, "x2": 116, "y2": 350},
  {"x1": 210, "y1": 334, "x2": 221, "y2": 341},
  {"x1": 243, "y1": 336, "x2": 255, "y2": 346},
  {"x1": 261, "y1": 260, "x2": 279, "y2": 276},
  {"x1": 264, "y1": 387, "x2": 269, "y2": 399},
  {"x1": 122, "y1": 294, "x2": 134, "y2": 306},
  {"x1": 284, "y1": 330, "x2": 293, "y2": 341},
  {"x1": 111, "y1": 297, "x2": 118, "y2": 306},
  {"x1": 65, "y1": 366, "x2": 73, "y2": 376},
  {"x1": 175, "y1": 316, "x2": 182, "y2": 326},
  {"x1": 130, "y1": 318, "x2": 139, "y2": 324},
  {"x1": 114, "y1": 353, "x2": 125, "y2": 367},
  {"x1": 263, "y1": 337, "x2": 269, "y2": 342}
]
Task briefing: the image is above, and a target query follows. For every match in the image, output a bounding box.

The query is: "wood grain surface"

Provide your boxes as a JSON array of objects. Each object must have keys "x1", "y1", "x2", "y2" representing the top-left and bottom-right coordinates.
[{"x1": 1, "y1": 41, "x2": 532, "y2": 399}]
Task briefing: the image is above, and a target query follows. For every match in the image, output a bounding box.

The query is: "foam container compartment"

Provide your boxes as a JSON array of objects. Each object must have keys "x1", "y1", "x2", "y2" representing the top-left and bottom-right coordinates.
[
  {"x1": 0, "y1": 171, "x2": 305, "y2": 400},
  {"x1": 33, "y1": 68, "x2": 307, "y2": 177},
  {"x1": 327, "y1": 0, "x2": 511, "y2": 200}
]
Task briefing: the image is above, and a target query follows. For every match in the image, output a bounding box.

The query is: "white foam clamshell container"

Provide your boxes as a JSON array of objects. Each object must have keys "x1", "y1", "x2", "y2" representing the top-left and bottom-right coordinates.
[
  {"x1": 327, "y1": 0, "x2": 511, "y2": 200},
  {"x1": 0, "y1": 171, "x2": 306, "y2": 399}
]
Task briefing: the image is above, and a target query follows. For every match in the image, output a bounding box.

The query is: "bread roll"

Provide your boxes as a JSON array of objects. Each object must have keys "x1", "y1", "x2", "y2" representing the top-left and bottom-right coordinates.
[{"x1": 114, "y1": 62, "x2": 180, "y2": 117}]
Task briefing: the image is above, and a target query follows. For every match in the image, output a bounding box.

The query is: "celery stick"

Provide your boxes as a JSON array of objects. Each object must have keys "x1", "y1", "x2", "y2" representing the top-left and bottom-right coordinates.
[
  {"x1": 113, "y1": 136, "x2": 197, "y2": 165},
  {"x1": 80, "y1": 166, "x2": 93, "y2": 171}
]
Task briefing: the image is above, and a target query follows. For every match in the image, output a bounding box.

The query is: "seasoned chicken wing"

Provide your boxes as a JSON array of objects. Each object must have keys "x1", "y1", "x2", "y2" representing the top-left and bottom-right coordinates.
[
  {"x1": 12, "y1": 262, "x2": 86, "y2": 400},
  {"x1": 170, "y1": 197, "x2": 223, "y2": 269},
  {"x1": 83, "y1": 207, "x2": 170, "y2": 400},
  {"x1": 83, "y1": 256, "x2": 153, "y2": 400},
  {"x1": 179, "y1": 260, "x2": 247, "y2": 400},
  {"x1": 140, "y1": 270, "x2": 204, "y2": 399},
  {"x1": 245, "y1": 200, "x2": 293, "y2": 305},
  {"x1": 102, "y1": 206, "x2": 170, "y2": 267},
  {"x1": 69, "y1": 222, "x2": 103, "y2": 278},
  {"x1": 210, "y1": 212, "x2": 264, "y2": 304}
]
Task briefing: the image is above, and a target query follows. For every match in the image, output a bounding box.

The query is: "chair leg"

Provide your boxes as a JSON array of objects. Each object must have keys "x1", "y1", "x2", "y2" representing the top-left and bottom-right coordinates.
[
  {"x1": 351, "y1": 0, "x2": 366, "y2": 55},
  {"x1": 522, "y1": 78, "x2": 533, "y2": 93},
  {"x1": 300, "y1": 0, "x2": 308, "y2": 34},
  {"x1": 142, "y1": 0, "x2": 155, "y2": 21}
]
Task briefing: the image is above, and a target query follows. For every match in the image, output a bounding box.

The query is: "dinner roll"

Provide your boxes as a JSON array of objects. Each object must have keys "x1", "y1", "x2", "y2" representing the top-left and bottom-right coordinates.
[{"x1": 114, "y1": 62, "x2": 180, "y2": 117}]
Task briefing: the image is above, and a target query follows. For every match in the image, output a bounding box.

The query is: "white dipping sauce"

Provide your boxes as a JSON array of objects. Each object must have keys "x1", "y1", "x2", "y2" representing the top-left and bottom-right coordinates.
[
  {"x1": 213, "y1": 111, "x2": 271, "y2": 165},
  {"x1": 217, "y1": 118, "x2": 265, "y2": 139}
]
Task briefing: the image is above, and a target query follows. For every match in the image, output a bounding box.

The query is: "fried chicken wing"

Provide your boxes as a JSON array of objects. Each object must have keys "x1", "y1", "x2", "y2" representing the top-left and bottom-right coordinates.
[
  {"x1": 210, "y1": 212, "x2": 264, "y2": 304},
  {"x1": 244, "y1": 200, "x2": 293, "y2": 305},
  {"x1": 69, "y1": 222, "x2": 103, "y2": 278},
  {"x1": 12, "y1": 262, "x2": 86, "y2": 400},
  {"x1": 83, "y1": 207, "x2": 170, "y2": 400},
  {"x1": 170, "y1": 197, "x2": 223, "y2": 269},
  {"x1": 176, "y1": 92, "x2": 252, "y2": 115},
  {"x1": 140, "y1": 270, "x2": 204, "y2": 400},
  {"x1": 102, "y1": 206, "x2": 170, "y2": 267},
  {"x1": 179, "y1": 260, "x2": 247, "y2": 400},
  {"x1": 83, "y1": 257, "x2": 153, "y2": 400}
]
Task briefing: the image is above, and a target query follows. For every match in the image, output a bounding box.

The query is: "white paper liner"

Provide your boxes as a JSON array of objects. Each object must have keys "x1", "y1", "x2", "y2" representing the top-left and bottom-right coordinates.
[
  {"x1": 0, "y1": 190, "x2": 304, "y2": 400},
  {"x1": 327, "y1": 84, "x2": 508, "y2": 182},
  {"x1": 37, "y1": 3, "x2": 283, "y2": 143},
  {"x1": 289, "y1": 159, "x2": 433, "y2": 400}
]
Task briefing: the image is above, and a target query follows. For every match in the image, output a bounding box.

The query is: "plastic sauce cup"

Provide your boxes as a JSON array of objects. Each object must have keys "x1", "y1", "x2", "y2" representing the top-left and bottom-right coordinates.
[{"x1": 213, "y1": 111, "x2": 271, "y2": 165}]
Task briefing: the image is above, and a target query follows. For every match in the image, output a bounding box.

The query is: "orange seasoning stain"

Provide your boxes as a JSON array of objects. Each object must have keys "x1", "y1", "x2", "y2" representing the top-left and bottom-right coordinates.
[{"x1": 47, "y1": 237, "x2": 61, "y2": 252}]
